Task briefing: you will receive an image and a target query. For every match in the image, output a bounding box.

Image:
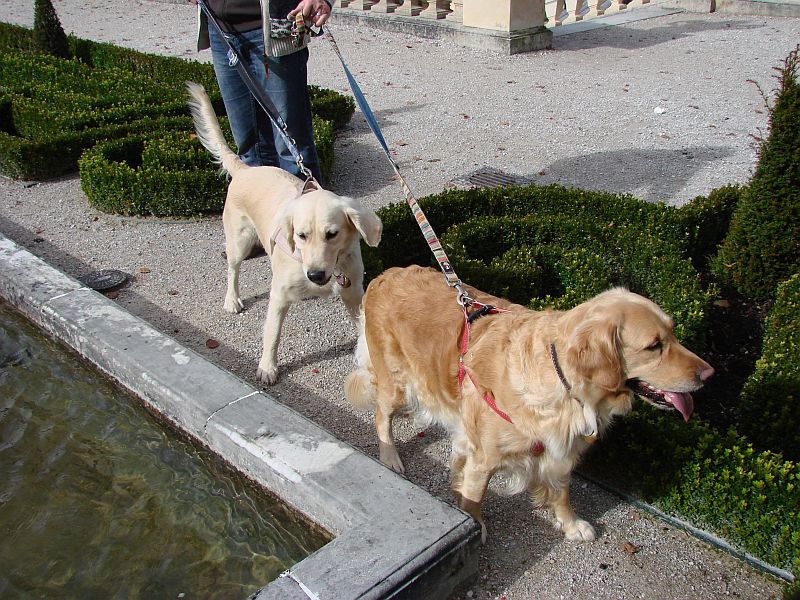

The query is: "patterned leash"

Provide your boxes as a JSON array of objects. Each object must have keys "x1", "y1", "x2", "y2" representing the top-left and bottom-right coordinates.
[{"x1": 323, "y1": 26, "x2": 470, "y2": 304}]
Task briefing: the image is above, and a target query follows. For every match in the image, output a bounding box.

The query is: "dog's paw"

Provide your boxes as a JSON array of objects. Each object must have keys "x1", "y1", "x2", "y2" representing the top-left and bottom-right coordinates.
[
  {"x1": 378, "y1": 442, "x2": 405, "y2": 474},
  {"x1": 223, "y1": 296, "x2": 244, "y2": 314},
  {"x1": 256, "y1": 363, "x2": 279, "y2": 385},
  {"x1": 479, "y1": 521, "x2": 488, "y2": 544},
  {"x1": 562, "y1": 518, "x2": 596, "y2": 542}
]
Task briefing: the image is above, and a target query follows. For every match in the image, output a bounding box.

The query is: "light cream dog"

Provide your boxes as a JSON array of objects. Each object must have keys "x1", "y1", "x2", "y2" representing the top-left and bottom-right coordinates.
[
  {"x1": 346, "y1": 266, "x2": 714, "y2": 542},
  {"x1": 186, "y1": 82, "x2": 382, "y2": 384}
]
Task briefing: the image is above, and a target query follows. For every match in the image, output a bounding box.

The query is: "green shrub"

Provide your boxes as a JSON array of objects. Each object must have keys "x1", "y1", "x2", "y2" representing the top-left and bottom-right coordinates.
[
  {"x1": 371, "y1": 185, "x2": 712, "y2": 344},
  {"x1": 0, "y1": 50, "x2": 208, "y2": 129},
  {"x1": 715, "y1": 47, "x2": 800, "y2": 300},
  {"x1": 79, "y1": 131, "x2": 226, "y2": 217},
  {"x1": 737, "y1": 274, "x2": 800, "y2": 461},
  {"x1": 308, "y1": 85, "x2": 356, "y2": 131},
  {"x1": 70, "y1": 38, "x2": 218, "y2": 87},
  {"x1": 583, "y1": 409, "x2": 800, "y2": 573},
  {"x1": 79, "y1": 115, "x2": 334, "y2": 217},
  {"x1": 0, "y1": 24, "x2": 354, "y2": 184},
  {"x1": 0, "y1": 22, "x2": 33, "y2": 52},
  {"x1": 0, "y1": 48, "x2": 213, "y2": 180},
  {"x1": 676, "y1": 184, "x2": 742, "y2": 270},
  {"x1": 0, "y1": 115, "x2": 193, "y2": 182},
  {"x1": 370, "y1": 185, "x2": 683, "y2": 275},
  {"x1": 33, "y1": 0, "x2": 69, "y2": 59}
]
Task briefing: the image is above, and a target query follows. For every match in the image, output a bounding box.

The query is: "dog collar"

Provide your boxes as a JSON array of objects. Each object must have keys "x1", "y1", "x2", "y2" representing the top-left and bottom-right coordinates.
[
  {"x1": 270, "y1": 228, "x2": 303, "y2": 262},
  {"x1": 549, "y1": 343, "x2": 572, "y2": 392},
  {"x1": 551, "y1": 343, "x2": 600, "y2": 439}
]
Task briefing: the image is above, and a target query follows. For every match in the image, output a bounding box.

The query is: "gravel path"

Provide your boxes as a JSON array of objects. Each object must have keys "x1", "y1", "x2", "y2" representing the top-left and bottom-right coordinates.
[{"x1": 1, "y1": 2, "x2": 797, "y2": 598}]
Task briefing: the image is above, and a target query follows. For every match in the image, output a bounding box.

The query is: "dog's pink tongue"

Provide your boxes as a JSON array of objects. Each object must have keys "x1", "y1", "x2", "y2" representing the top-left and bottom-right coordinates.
[{"x1": 666, "y1": 392, "x2": 694, "y2": 422}]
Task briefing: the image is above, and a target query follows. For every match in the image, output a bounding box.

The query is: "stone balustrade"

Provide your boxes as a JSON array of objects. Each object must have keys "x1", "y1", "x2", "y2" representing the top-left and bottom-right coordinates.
[
  {"x1": 547, "y1": 0, "x2": 652, "y2": 25},
  {"x1": 332, "y1": 0, "x2": 553, "y2": 54},
  {"x1": 335, "y1": 0, "x2": 658, "y2": 29}
]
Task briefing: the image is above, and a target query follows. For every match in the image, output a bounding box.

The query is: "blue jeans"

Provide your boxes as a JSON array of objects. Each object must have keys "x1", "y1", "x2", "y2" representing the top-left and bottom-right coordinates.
[{"x1": 209, "y1": 26, "x2": 322, "y2": 183}]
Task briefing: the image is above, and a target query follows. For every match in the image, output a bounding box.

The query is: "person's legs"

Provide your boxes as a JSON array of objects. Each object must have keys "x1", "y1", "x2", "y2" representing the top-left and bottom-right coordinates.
[
  {"x1": 208, "y1": 28, "x2": 322, "y2": 182},
  {"x1": 208, "y1": 27, "x2": 277, "y2": 168},
  {"x1": 265, "y1": 48, "x2": 323, "y2": 183}
]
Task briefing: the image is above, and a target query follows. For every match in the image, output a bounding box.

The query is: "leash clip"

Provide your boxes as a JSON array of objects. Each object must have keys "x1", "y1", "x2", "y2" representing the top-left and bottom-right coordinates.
[
  {"x1": 226, "y1": 47, "x2": 238, "y2": 67},
  {"x1": 455, "y1": 284, "x2": 473, "y2": 308}
]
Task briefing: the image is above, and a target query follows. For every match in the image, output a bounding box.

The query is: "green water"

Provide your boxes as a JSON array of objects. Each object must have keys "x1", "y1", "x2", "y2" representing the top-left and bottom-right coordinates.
[{"x1": 0, "y1": 302, "x2": 329, "y2": 599}]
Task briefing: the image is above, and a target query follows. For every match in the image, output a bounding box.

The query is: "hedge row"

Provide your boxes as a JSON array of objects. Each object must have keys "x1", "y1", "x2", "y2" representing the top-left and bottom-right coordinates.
[
  {"x1": 78, "y1": 114, "x2": 334, "y2": 217},
  {"x1": 582, "y1": 403, "x2": 800, "y2": 575},
  {"x1": 737, "y1": 274, "x2": 800, "y2": 461},
  {"x1": 368, "y1": 184, "x2": 739, "y2": 276},
  {"x1": 0, "y1": 22, "x2": 354, "y2": 189},
  {"x1": 367, "y1": 184, "x2": 739, "y2": 346},
  {"x1": 439, "y1": 214, "x2": 708, "y2": 344},
  {"x1": 370, "y1": 183, "x2": 799, "y2": 579}
]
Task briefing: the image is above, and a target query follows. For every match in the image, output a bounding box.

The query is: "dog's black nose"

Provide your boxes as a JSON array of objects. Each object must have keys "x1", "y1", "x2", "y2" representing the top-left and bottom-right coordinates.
[{"x1": 306, "y1": 269, "x2": 330, "y2": 285}]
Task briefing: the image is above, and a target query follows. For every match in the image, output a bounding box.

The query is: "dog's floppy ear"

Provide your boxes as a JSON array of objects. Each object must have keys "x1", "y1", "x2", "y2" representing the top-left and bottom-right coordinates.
[
  {"x1": 566, "y1": 318, "x2": 623, "y2": 391},
  {"x1": 344, "y1": 199, "x2": 382, "y2": 247},
  {"x1": 271, "y1": 199, "x2": 297, "y2": 254}
]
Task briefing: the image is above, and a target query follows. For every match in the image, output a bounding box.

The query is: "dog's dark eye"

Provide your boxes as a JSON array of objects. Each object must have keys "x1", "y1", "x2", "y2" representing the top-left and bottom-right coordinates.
[
  {"x1": 325, "y1": 231, "x2": 338, "y2": 241},
  {"x1": 297, "y1": 232, "x2": 308, "y2": 241},
  {"x1": 645, "y1": 340, "x2": 663, "y2": 351}
]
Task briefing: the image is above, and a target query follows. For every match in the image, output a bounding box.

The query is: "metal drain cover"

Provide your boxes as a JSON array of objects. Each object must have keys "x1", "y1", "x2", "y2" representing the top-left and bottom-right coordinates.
[
  {"x1": 79, "y1": 269, "x2": 128, "y2": 291},
  {"x1": 453, "y1": 166, "x2": 532, "y2": 189}
]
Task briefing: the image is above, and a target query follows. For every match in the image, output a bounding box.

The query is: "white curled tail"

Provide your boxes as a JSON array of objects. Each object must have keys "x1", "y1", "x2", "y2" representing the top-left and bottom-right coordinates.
[{"x1": 185, "y1": 81, "x2": 246, "y2": 177}]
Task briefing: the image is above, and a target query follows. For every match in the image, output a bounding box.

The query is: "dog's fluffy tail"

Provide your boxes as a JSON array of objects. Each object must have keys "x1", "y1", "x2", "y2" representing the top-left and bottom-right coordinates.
[
  {"x1": 185, "y1": 81, "x2": 246, "y2": 178},
  {"x1": 344, "y1": 312, "x2": 377, "y2": 409}
]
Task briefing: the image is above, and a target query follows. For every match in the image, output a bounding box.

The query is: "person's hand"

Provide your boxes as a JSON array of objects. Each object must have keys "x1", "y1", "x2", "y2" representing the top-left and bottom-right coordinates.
[{"x1": 288, "y1": 0, "x2": 331, "y2": 28}]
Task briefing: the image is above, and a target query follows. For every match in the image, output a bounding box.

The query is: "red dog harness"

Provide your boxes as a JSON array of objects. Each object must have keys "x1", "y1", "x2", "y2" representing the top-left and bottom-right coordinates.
[{"x1": 456, "y1": 301, "x2": 545, "y2": 457}]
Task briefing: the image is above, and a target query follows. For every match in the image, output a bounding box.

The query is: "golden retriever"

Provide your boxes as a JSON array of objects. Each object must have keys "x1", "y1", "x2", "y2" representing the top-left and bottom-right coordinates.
[
  {"x1": 186, "y1": 82, "x2": 382, "y2": 384},
  {"x1": 346, "y1": 266, "x2": 713, "y2": 542}
]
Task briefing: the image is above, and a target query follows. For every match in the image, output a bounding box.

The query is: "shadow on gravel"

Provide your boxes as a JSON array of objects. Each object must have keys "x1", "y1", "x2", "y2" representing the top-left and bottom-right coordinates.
[
  {"x1": 533, "y1": 145, "x2": 735, "y2": 204},
  {"x1": 557, "y1": 18, "x2": 763, "y2": 52},
  {"x1": 328, "y1": 101, "x2": 433, "y2": 196}
]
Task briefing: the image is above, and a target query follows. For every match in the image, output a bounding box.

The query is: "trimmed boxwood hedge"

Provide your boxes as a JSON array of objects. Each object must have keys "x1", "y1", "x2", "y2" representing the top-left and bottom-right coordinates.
[
  {"x1": 0, "y1": 22, "x2": 354, "y2": 184},
  {"x1": 737, "y1": 274, "x2": 800, "y2": 461},
  {"x1": 678, "y1": 184, "x2": 742, "y2": 271},
  {"x1": 367, "y1": 184, "x2": 740, "y2": 277},
  {"x1": 79, "y1": 130, "x2": 225, "y2": 217},
  {"x1": 33, "y1": 0, "x2": 69, "y2": 60},
  {"x1": 367, "y1": 184, "x2": 723, "y2": 346},
  {"x1": 582, "y1": 404, "x2": 800, "y2": 574},
  {"x1": 714, "y1": 46, "x2": 800, "y2": 300},
  {"x1": 439, "y1": 213, "x2": 709, "y2": 343},
  {"x1": 79, "y1": 114, "x2": 334, "y2": 217},
  {"x1": 0, "y1": 113, "x2": 194, "y2": 182}
]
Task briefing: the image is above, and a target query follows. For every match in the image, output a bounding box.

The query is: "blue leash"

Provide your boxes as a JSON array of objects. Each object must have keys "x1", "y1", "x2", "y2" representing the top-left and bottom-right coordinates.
[{"x1": 322, "y1": 26, "x2": 467, "y2": 298}]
